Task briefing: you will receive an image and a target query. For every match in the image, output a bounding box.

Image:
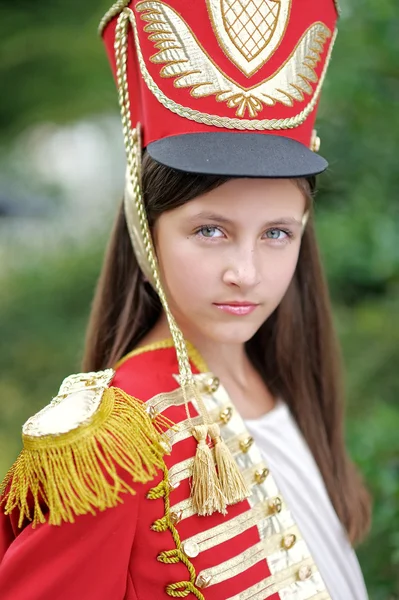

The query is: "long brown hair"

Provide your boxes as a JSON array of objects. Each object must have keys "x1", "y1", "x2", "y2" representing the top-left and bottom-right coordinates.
[{"x1": 83, "y1": 152, "x2": 371, "y2": 544}]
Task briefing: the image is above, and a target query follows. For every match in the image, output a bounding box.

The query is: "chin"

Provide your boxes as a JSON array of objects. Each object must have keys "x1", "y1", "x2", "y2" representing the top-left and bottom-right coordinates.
[{"x1": 203, "y1": 322, "x2": 261, "y2": 345}]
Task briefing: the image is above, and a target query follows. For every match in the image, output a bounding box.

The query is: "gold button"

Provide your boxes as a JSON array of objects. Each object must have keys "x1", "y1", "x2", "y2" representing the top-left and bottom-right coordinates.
[
  {"x1": 182, "y1": 540, "x2": 200, "y2": 558},
  {"x1": 282, "y1": 533, "x2": 297, "y2": 550},
  {"x1": 170, "y1": 509, "x2": 183, "y2": 525},
  {"x1": 239, "y1": 436, "x2": 254, "y2": 453},
  {"x1": 268, "y1": 497, "x2": 282, "y2": 514},
  {"x1": 146, "y1": 404, "x2": 157, "y2": 419},
  {"x1": 219, "y1": 406, "x2": 233, "y2": 424},
  {"x1": 195, "y1": 573, "x2": 212, "y2": 588},
  {"x1": 254, "y1": 467, "x2": 269, "y2": 484},
  {"x1": 203, "y1": 375, "x2": 220, "y2": 394},
  {"x1": 297, "y1": 565, "x2": 312, "y2": 581}
]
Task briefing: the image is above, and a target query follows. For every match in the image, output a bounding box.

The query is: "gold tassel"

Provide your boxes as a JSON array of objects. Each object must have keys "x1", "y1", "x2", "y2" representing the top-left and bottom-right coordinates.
[
  {"x1": 209, "y1": 423, "x2": 251, "y2": 505},
  {"x1": 191, "y1": 425, "x2": 227, "y2": 516},
  {"x1": 1, "y1": 387, "x2": 173, "y2": 528}
]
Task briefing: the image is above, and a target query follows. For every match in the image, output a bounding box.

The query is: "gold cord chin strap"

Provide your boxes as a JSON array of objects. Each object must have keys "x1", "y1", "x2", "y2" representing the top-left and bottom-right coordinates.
[{"x1": 114, "y1": 8, "x2": 250, "y2": 515}]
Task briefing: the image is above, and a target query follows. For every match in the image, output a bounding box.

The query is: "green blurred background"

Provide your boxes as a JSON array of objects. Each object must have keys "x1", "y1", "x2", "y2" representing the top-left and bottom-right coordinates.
[{"x1": 0, "y1": 0, "x2": 398, "y2": 597}]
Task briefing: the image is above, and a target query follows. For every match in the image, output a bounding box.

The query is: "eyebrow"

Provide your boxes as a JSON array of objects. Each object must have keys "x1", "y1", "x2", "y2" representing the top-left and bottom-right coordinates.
[{"x1": 188, "y1": 211, "x2": 302, "y2": 228}]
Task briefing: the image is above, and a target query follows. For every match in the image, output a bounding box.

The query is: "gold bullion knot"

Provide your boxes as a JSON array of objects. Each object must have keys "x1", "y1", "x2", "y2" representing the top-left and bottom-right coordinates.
[
  {"x1": 151, "y1": 515, "x2": 169, "y2": 532},
  {"x1": 147, "y1": 479, "x2": 168, "y2": 499},
  {"x1": 209, "y1": 423, "x2": 251, "y2": 506},
  {"x1": 150, "y1": 467, "x2": 205, "y2": 600},
  {"x1": 158, "y1": 549, "x2": 183, "y2": 564},
  {"x1": 166, "y1": 581, "x2": 204, "y2": 599}
]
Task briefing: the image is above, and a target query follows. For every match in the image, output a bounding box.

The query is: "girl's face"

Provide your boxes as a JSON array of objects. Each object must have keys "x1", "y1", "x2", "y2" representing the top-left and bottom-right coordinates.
[{"x1": 154, "y1": 178, "x2": 306, "y2": 346}]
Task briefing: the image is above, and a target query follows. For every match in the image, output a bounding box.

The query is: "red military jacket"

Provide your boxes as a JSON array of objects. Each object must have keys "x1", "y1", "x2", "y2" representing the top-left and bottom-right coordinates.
[{"x1": 0, "y1": 340, "x2": 331, "y2": 599}]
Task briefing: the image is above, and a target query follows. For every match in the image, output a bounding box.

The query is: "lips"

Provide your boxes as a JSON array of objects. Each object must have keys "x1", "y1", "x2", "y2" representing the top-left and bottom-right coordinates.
[
  {"x1": 213, "y1": 302, "x2": 258, "y2": 316},
  {"x1": 215, "y1": 302, "x2": 258, "y2": 306}
]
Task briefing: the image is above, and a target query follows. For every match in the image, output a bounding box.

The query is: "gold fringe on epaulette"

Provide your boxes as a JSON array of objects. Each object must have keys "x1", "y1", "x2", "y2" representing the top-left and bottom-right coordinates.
[{"x1": 0, "y1": 387, "x2": 173, "y2": 528}]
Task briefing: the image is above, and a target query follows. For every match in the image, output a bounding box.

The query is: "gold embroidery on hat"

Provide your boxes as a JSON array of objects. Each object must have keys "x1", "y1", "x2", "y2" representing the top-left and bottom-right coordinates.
[
  {"x1": 130, "y1": 6, "x2": 336, "y2": 129},
  {"x1": 99, "y1": 0, "x2": 339, "y2": 39},
  {"x1": 206, "y1": 0, "x2": 292, "y2": 77},
  {"x1": 135, "y1": 2, "x2": 332, "y2": 120}
]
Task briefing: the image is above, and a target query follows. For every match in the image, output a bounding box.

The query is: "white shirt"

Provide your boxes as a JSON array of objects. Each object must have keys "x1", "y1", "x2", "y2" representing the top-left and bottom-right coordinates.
[{"x1": 244, "y1": 401, "x2": 369, "y2": 600}]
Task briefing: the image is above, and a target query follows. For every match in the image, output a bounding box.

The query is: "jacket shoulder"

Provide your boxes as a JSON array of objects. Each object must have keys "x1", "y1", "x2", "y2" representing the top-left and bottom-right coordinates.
[
  {"x1": 1, "y1": 369, "x2": 172, "y2": 529},
  {"x1": 113, "y1": 342, "x2": 190, "y2": 401},
  {"x1": 22, "y1": 369, "x2": 115, "y2": 438}
]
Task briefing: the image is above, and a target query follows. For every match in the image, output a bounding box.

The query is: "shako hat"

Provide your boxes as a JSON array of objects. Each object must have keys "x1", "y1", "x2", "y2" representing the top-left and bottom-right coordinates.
[
  {"x1": 101, "y1": 0, "x2": 339, "y2": 177},
  {"x1": 97, "y1": 0, "x2": 340, "y2": 517}
]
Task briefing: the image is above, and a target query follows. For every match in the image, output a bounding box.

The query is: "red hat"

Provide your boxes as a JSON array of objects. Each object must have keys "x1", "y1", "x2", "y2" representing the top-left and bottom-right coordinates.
[{"x1": 100, "y1": 0, "x2": 339, "y2": 177}]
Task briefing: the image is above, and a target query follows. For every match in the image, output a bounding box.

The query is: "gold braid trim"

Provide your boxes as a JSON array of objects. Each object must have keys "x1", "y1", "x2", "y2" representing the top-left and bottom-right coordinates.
[
  {"x1": 1, "y1": 387, "x2": 173, "y2": 528},
  {"x1": 115, "y1": 338, "x2": 209, "y2": 374},
  {"x1": 148, "y1": 467, "x2": 205, "y2": 599}
]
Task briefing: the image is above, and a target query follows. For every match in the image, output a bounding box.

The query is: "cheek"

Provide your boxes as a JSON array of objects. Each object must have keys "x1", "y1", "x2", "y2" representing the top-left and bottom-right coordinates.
[
  {"x1": 261, "y1": 247, "x2": 300, "y2": 294},
  {"x1": 158, "y1": 240, "x2": 213, "y2": 302}
]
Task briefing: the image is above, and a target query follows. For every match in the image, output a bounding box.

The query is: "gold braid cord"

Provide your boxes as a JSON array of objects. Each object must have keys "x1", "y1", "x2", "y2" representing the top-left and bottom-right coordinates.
[
  {"x1": 148, "y1": 469, "x2": 205, "y2": 599},
  {"x1": 114, "y1": 9, "x2": 249, "y2": 516},
  {"x1": 114, "y1": 12, "x2": 197, "y2": 410},
  {"x1": 98, "y1": 0, "x2": 131, "y2": 35}
]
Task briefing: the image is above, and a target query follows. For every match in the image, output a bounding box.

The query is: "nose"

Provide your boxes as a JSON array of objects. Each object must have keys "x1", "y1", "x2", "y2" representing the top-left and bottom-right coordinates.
[{"x1": 222, "y1": 244, "x2": 260, "y2": 289}]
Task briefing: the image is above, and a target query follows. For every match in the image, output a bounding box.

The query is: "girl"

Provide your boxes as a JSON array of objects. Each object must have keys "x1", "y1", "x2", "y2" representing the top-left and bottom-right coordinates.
[{"x1": 0, "y1": 1, "x2": 370, "y2": 599}]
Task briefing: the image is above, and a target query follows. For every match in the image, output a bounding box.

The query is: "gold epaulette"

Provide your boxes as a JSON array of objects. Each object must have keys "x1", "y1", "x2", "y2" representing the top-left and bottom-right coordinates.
[{"x1": 0, "y1": 370, "x2": 173, "y2": 528}]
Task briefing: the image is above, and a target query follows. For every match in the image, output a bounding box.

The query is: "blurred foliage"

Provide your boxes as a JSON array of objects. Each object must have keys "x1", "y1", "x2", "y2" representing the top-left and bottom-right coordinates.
[
  {"x1": 0, "y1": 0, "x2": 398, "y2": 598},
  {"x1": 0, "y1": 0, "x2": 114, "y2": 137},
  {"x1": 0, "y1": 244, "x2": 104, "y2": 474}
]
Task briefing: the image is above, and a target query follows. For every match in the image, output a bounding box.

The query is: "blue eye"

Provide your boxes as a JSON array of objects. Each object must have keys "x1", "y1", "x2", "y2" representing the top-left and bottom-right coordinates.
[
  {"x1": 197, "y1": 226, "x2": 223, "y2": 238},
  {"x1": 265, "y1": 229, "x2": 289, "y2": 240}
]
